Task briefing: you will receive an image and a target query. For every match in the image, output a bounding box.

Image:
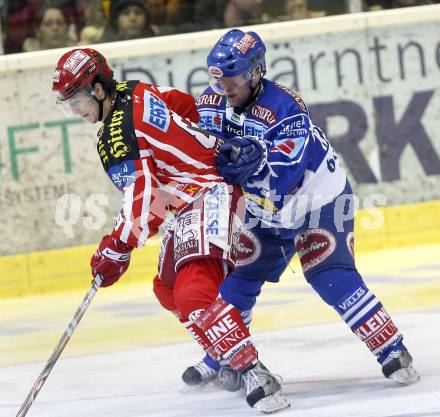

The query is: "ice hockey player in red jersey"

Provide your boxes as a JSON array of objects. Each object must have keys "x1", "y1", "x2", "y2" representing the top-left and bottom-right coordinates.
[{"x1": 51, "y1": 48, "x2": 290, "y2": 413}]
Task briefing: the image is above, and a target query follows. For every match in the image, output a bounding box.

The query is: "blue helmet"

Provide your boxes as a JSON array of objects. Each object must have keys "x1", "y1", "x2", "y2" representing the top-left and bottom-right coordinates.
[{"x1": 207, "y1": 29, "x2": 266, "y2": 94}]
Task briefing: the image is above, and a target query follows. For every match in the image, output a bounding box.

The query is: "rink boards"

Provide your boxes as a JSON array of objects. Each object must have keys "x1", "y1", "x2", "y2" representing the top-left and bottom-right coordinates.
[{"x1": 0, "y1": 199, "x2": 439, "y2": 298}]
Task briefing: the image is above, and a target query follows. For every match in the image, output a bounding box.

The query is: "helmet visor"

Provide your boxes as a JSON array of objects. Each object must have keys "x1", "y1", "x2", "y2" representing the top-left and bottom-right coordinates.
[
  {"x1": 208, "y1": 72, "x2": 252, "y2": 96},
  {"x1": 55, "y1": 85, "x2": 96, "y2": 118}
]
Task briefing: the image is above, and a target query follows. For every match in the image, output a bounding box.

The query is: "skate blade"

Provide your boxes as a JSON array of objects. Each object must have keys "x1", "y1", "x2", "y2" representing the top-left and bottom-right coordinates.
[
  {"x1": 254, "y1": 392, "x2": 291, "y2": 414},
  {"x1": 390, "y1": 366, "x2": 421, "y2": 386}
]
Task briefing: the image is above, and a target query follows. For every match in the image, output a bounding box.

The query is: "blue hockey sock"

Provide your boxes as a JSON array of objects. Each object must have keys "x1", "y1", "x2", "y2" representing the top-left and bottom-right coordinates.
[
  {"x1": 309, "y1": 268, "x2": 404, "y2": 364},
  {"x1": 203, "y1": 353, "x2": 221, "y2": 371}
]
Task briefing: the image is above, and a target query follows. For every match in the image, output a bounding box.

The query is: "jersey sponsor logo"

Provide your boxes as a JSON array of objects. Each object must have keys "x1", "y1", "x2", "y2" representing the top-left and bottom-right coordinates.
[
  {"x1": 174, "y1": 209, "x2": 202, "y2": 263},
  {"x1": 199, "y1": 110, "x2": 223, "y2": 132},
  {"x1": 107, "y1": 109, "x2": 130, "y2": 158},
  {"x1": 197, "y1": 93, "x2": 223, "y2": 107},
  {"x1": 338, "y1": 286, "x2": 366, "y2": 311},
  {"x1": 64, "y1": 50, "x2": 90, "y2": 75},
  {"x1": 251, "y1": 104, "x2": 276, "y2": 125},
  {"x1": 295, "y1": 96, "x2": 308, "y2": 113},
  {"x1": 243, "y1": 120, "x2": 264, "y2": 138},
  {"x1": 353, "y1": 306, "x2": 400, "y2": 353},
  {"x1": 272, "y1": 137, "x2": 305, "y2": 158},
  {"x1": 274, "y1": 82, "x2": 308, "y2": 112},
  {"x1": 143, "y1": 90, "x2": 170, "y2": 132},
  {"x1": 98, "y1": 109, "x2": 131, "y2": 163},
  {"x1": 108, "y1": 160, "x2": 136, "y2": 190},
  {"x1": 230, "y1": 112, "x2": 242, "y2": 124},
  {"x1": 231, "y1": 227, "x2": 261, "y2": 266},
  {"x1": 235, "y1": 33, "x2": 257, "y2": 54},
  {"x1": 224, "y1": 121, "x2": 243, "y2": 136},
  {"x1": 276, "y1": 114, "x2": 308, "y2": 137},
  {"x1": 294, "y1": 228, "x2": 336, "y2": 272},
  {"x1": 115, "y1": 81, "x2": 129, "y2": 92},
  {"x1": 205, "y1": 194, "x2": 220, "y2": 236},
  {"x1": 176, "y1": 183, "x2": 203, "y2": 198}
]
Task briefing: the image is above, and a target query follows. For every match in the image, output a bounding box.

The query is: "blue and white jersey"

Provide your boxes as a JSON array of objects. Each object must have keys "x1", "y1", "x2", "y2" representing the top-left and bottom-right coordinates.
[{"x1": 197, "y1": 78, "x2": 347, "y2": 228}]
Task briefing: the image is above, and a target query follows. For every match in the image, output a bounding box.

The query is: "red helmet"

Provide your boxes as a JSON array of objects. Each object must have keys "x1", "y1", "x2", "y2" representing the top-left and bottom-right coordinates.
[{"x1": 52, "y1": 48, "x2": 113, "y2": 101}]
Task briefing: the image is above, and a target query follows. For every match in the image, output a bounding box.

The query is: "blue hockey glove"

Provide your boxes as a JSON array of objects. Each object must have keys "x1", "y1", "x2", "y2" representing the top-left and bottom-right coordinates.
[{"x1": 216, "y1": 136, "x2": 267, "y2": 185}]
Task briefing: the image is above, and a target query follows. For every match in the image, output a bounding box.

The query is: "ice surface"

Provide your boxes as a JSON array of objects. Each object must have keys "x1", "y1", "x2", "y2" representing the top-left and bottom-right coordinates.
[
  {"x1": 2, "y1": 245, "x2": 439, "y2": 417},
  {"x1": 2, "y1": 311, "x2": 439, "y2": 417}
]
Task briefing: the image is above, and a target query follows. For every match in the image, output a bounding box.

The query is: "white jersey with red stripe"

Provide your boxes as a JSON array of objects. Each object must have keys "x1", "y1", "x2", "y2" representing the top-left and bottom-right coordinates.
[{"x1": 97, "y1": 80, "x2": 225, "y2": 247}]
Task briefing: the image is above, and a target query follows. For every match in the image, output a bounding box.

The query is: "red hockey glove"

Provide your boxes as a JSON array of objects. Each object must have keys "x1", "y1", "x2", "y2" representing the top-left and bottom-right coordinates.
[{"x1": 90, "y1": 235, "x2": 133, "y2": 287}]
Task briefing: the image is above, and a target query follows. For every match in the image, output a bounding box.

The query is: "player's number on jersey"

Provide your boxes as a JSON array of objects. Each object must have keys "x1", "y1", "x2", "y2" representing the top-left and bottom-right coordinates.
[
  {"x1": 171, "y1": 112, "x2": 217, "y2": 150},
  {"x1": 326, "y1": 150, "x2": 338, "y2": 173}
]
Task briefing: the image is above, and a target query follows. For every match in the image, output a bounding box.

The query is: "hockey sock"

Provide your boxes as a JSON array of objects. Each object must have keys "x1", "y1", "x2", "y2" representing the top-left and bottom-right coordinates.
[
  {"x1": 182, "y1": 319, "x2": 213, "y2": 353},
  {"x1": 310, "y1": 269, "x2": 404, "y2": 363},
  {"x1": 195, "y1": 297, "x2": 258, "y2": 372}
]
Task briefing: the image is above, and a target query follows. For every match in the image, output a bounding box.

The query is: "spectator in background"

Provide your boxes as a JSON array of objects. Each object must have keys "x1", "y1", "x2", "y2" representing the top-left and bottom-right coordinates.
[
  {"x1": 101, "y1": 0, "x2": 155, "y2": 42},
  {"x1": 2, "y1": 0, "x2": 43, "y2": 54},
  {"x1": 364, "y1": 0, "x2": 437, "y2": 10},
  {"x1": 145, "y1": 0, "x2": 168, "y2": 34},
  {"x1": 22, "y1": 5, "x2": 76, "y2": 52},
  {"x1": 78, "y1": 0, "x2": 107, "y2": 45},
  {"x1": 162, "y1": 0, "x2": 228, "y2": 34},
  {"x1": 284, "y1": 0, "x2": 312, "y2": 19},
  {"x1": 193, "y1": 0, "x2": 229, "y2": 30},
  {"x1": 307, "y1": 0, "x2": 346, "y2": 16},
  {"x1": 46, "y1": 0, "x2": 85, "y2": 34},
  {"x1": 224, "y1": 0, "x2": 263, "y2": 27}
]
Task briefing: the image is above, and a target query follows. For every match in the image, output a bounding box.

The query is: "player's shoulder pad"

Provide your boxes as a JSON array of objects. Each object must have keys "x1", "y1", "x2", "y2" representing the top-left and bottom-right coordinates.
[
  {"x1": 262, "y1": 79, "x2": 309, "y2": 115},
  {"x1": 196, "y1": 86, "x2": 224, "y2": 108},
  {"x1": 115, "y1": 79, "x2": 139, "y2": 94},
  {"x1": 97, "y1": 87, "x2": 140, "y2": 172}
]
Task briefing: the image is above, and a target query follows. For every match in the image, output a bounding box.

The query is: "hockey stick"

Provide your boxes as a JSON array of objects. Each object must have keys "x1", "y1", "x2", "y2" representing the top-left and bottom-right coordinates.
[{"x1": 16, "y1": 274, "x2": 103, "y2": 417}]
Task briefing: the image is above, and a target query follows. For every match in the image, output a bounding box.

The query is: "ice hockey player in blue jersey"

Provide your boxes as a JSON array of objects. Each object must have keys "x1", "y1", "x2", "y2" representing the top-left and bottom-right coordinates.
[{"x1": 182, "y1": 28, "x2": 420, "y2": 391}]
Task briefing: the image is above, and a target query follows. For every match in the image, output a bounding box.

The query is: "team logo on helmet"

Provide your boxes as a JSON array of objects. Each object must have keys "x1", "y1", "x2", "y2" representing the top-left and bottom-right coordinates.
[
  {"x1": 64, "y1": 50, "x2": 90, "y2": 75},
  {"x1": 235, "y1": 33, "x2": 257, "y2": 54},
  {"x1": 208, "y1": 66, "x2": 224, "y2": 78}
]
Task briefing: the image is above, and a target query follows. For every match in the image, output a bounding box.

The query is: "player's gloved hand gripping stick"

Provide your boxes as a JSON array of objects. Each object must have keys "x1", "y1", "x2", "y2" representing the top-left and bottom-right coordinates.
[
  {"x1": 188, "y1": 126, "x2": 267, "y2": 185},
  {"x1": 16, "y1": 274, "x2": 104, "y2": 417}
]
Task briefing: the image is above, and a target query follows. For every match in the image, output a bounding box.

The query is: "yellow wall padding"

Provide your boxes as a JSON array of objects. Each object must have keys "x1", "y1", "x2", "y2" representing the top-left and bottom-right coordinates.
[{"x1": 1, "y1": 200, "x2": 439, "y2": 299}]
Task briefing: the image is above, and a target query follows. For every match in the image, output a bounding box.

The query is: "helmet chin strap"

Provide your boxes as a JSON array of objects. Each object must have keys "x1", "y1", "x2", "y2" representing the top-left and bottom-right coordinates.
[{"x1": 91, "y1": 87, "x2": 107, "y2": 121}]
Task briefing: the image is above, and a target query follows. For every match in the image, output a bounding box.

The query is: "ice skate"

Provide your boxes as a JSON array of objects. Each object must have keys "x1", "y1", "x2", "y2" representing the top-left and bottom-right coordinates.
[
  {"x1": 182, "y1": 359, "x2": 218, "y2": 386},
  {"x1": 242, "y1": 361, "x2": 290, "y2": 413},
  {"x1": 382, "y1": 349, "x2": 420, "y2": 385},
  {"x1": 182, "y1": 358, "x2": 243, "y2": 392},
  {"x1": 218, "y1": 365, "x2": 242, "y2": 392}
]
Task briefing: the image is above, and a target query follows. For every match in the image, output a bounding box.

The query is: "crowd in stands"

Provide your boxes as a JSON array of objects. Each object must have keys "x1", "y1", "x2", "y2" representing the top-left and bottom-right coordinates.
[{"x1": 0, "y1": 0, "x2": 438, "y2": 55}]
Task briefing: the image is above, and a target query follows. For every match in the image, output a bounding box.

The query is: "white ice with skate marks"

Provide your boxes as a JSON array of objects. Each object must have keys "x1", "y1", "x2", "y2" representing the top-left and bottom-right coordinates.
[{"x1": 1, "y1": 311, "x2": 439, "y2": 417}]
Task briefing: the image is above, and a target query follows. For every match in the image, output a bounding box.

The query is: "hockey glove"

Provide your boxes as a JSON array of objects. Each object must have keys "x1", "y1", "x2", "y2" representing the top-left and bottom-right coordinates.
[
  {"x1": 90, "y1": 235, "x2": 133, "y2": 287},
  {"x1": 216, "y1": 136, "x2": 267, "y2": 185}
]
